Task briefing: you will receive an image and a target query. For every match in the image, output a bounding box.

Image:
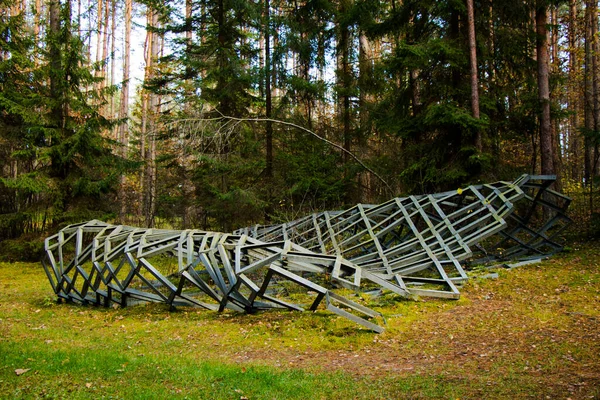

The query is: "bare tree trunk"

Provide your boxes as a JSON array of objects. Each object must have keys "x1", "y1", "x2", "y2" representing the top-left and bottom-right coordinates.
[
  {"x1": 99, "y1": 0, "x2": 110, "y2": 102},
  {"x1": 48, "y1": 0, "x2": 63, "y2": 129},
  {"x1": 569, "y1": 0, "x2": 581, "y2": 181},
  {"x1": 86, "y1": 0, "x2": 92, "y2": 63},
  {"x1": 358, "y1": 31, "x2": 372, "y2": 141},
  {"x1": 34, "y1": 0, "x2": 42, "y2": 37},
  {"x1": 94, "y1": 0, "x2": 103, "y2": 76},
  {"x1": 139, "y1": 9, "x2": 152, "y2": 223},
  {"x1": 265, "y1": 0, "x2": 273, "y2": 180},
  {"x1": 118, "y1": 0, "x2": 132, "y2": 221},
  {"x1": 77, "y1": 0, "x2": 81, "y2": 37},
  {"x1": 466, "y1": 0, "x2": 481, "y2": 152},
  {"x1": 488, "y1": 0, "x2": 495, "y2": 81},
  {"x1": 186, "y1": 0, "x2": 192, "y2": 43},
  {"x1": 536, "y1": 3, "x2": 554, "y2": 176},
  {"x1": 358, "y1": 31, "x2": 374, "y2": 200},
  {"x1": 109, "y1": 0, "x2": 116, "y2": 121},
  {"x1": 550, "y1": 5, "x2": 562, "y2": 190},
  {"x1": 584, "y1": 0, "x2": 596, "y2": 185},
  {"x1": 592, "y1": 2, "x2": 600, "y2": 178},
  {"x1": 337, "y1": 0, "x2": 351, "y2": 165},
  {"x1": 145, "y1": 10, "x2": 160, "y2": 228}
]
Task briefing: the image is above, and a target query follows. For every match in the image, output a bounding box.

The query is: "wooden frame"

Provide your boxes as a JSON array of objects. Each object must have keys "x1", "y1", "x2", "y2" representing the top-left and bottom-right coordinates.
[{"x1": 42, "y1": 175, "x2": 570, "y2": 332}]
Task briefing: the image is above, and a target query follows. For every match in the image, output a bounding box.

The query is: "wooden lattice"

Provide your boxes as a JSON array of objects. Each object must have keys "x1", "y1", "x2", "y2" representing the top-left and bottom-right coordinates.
[{"x1": 42, "y1": 175, "x2": 570, "y2": 332}]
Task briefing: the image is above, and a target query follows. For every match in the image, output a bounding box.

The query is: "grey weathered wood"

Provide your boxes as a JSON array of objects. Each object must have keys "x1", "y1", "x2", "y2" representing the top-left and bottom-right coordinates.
[{"x1": 41, "y1": 175, "x2": 570, "y2": 333}]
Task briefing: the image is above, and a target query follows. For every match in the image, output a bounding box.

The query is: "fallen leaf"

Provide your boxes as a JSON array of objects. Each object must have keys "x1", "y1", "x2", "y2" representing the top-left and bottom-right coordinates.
[
  {"x1": 86, "y1": 382, "x2": 92, "y2": 388},
  {"x1": 15, "y1": 368, "x2": 30, "y2": 376}
]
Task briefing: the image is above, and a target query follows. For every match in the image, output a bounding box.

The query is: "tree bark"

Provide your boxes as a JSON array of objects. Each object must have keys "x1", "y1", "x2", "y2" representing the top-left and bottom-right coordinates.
[
  {"x1": 536, "y1": 2, "x2": 554, "y2": 176},
  {"x1": 145, "y1": 10, "x2": 160, "y2": 228},
  {"x1": 139, "y1": 8, "x2": 153, "y2": 224},
  {"x1": 265, "y1": 0, "x2": 273, "y2": 180},
  {"x1": 592, "y1": 1, "x2": 600, "y2": 178},
  {"x1": 109, "y1": 0, "x2": 116, "y2": 120},
  {"x1": 569, "y1": 0, "x2": 581, "y2": 181},
  {"x1": 337, "y1": 0, "x2": 351, "y2": 165},
  {"x1": 584, "y1": 0, "x2": 596, "y2": 185},
  {"x1": 48, "y1": 0, "x2": 63, "y2": 132},
  {"x1": 94, "y1": 0, "x2": 103, "y2": 83},
  {"x1": 34, "y1": 0, "x2": 42, "y2": 37},
  {"x1": 358, "y1": 31, "x2": 372, "y2": 141},
  {"x1": 99, "y1": 0, "x2": 110, "y2": 100},
  {"x1": 118, "y1": 0, "x2": 132, "y2": 221},
  {"x1": 466, "y1": 0, "x2": 482, "y2": 152}
]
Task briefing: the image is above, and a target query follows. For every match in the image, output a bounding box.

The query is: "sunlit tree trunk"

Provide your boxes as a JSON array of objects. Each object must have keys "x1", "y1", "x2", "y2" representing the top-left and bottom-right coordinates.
[
  {"x1": 139, "y1": 8, "x2": 152, "y2": 223},
  {"x1": 109, "y1": 0, "x2": 116, "y2": 120},
  {"x1": 99, "y1": 0, "x2": 110, "y2": 105},
  {"x1": 143, "y1": 9, "x2": 160, "y2": 228},
  {"x1": 94, "y1": 0, "x2": 103, "y2": 82},
  {"x1": 34, "y1": 0, "x2": 42, "y2": 37},
  {"x1": 118, "y1": 0, "x2": 132, "y2": 221},
  {"x1": 186, "y1": 0, "x2": 192, "y2": 43}
]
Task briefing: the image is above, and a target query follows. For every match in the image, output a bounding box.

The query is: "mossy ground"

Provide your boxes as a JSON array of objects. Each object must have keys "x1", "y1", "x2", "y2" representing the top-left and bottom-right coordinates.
[{"x1": 1, "y1": 242, "x2": 599, "y2": 399}]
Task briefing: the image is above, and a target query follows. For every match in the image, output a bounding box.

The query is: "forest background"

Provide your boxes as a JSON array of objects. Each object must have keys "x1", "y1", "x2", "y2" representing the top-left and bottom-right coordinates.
[{"x1": 1, "y1": 0, "x2": 600, "y2": 260}]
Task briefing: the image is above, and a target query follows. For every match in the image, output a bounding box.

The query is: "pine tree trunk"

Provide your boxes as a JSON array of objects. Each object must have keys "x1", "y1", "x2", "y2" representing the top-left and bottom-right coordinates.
[
  {"x1": 592, "y1": 2, "x2": 600, "y2": 178},
  {"x1": 337, "y1": 0, "x2": 351, "y2": 165},
  {"x1": 584, "y1": 0, "x2": 595, "y2": 185},
  {"x1": 536, "y1": 3, "x2": 554, "y2": 176},
  {"x1": 48, "y1": 0, "x2": 63, "y2": 132},
  {"x1": 550, "y1": 5, "x2": 562, "y2": 190},
  {"x1": 139, "y1": 9, "x2": 153, "y2": 223},
  {"x1": 109, "y1": 0, "x2": 116, "y2": 121},
  {"x1": 569, "y1": 0, "x2": 581, "y2": 181},
  {"x1": 34, "y1": 0, "x2": 42, "y2": 37},
  {"x1": 358, "y1": 31, "x2": 372, "y2": 141},
  {"x1": 100, "y1": 0, "x2": 110, "y2": 102},
  {"x1": 94, "y1": 0, "x2": 103, "y2": 83},
  {"x1": 265, "y1": 0, "x2": 273, "y2": 180},
  {"x1": 118, "y1": 0, "x2": 131, "y2": 221},
  {"x1": 186, "y1": 0, "x2": 192, "y2": 43},
  {"x1": 466, "y1": 0, "x2": 482, "y2": 152},
  {"x1": 144, "y1": 9, "x2": 160, "y2": 228},
  {"x1": 86, "y1": 0, "x2": 92, "y2": 63}
]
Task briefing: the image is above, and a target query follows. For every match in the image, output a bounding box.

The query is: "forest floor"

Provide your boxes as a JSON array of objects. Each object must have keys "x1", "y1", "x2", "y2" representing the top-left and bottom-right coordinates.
[{"x1": 0, "y1": 241, "x2": 599, "y2": 399}]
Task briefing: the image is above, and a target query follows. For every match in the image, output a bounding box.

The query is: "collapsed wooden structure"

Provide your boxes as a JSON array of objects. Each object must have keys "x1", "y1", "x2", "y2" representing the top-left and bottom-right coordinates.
[{"x1": 42, "y1": 175, "x2": 571, "y2": 332}]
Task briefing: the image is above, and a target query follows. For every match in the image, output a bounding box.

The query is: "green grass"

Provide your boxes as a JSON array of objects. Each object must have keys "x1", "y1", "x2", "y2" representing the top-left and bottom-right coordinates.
[{"x1": 1, "y1": 242, "x2": 600, "y2": 399}]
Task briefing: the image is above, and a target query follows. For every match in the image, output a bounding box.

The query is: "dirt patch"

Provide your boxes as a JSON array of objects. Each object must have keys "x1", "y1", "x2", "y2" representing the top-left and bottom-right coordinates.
[{"x1": 225, "y1": 280, "x2": 600, "y2": 397}]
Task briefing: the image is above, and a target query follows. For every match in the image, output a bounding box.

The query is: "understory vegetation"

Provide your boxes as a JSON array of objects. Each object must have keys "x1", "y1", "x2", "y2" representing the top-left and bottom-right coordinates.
[
  {"x1": 1, "y1": 241, "x2": 598, "y2": 399},
  {"x1": 3, "y1": 0, "x2": 600, "y2": 243}
]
